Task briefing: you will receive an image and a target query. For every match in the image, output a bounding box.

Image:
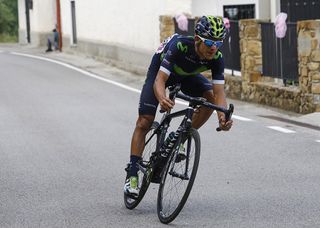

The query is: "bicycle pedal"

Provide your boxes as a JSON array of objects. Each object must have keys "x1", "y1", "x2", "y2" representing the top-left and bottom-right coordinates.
[
  {"x1": 125, "y1": 192, "x2": 139, "y2": 200},
  {"x1": 169, "y1": 171, "x2": 189, "y2": 180},
  {"x1": 175, "y1": 153, "x2": 186, "y2": 163}
]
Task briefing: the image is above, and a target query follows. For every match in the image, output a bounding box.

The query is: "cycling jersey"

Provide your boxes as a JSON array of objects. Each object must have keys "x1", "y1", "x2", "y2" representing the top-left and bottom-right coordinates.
[
  {"x1": 138, "y1": 34, "x2": 225, "y2": 116},
  {"x1": 157, "y1": 34, "x2": 225, "y2": 84}
]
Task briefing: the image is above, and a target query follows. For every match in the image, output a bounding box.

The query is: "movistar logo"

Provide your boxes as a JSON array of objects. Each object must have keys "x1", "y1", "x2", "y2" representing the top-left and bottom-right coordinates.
[
  {"x1": 177, "y1": 42, "x2": 188, "y2": 53},
  {"x1": 173, "y1": 65, "x2": 208, "y2": 76},
  {"x1": 214, "y1": 51, "x2": 223, "y2": 59}
]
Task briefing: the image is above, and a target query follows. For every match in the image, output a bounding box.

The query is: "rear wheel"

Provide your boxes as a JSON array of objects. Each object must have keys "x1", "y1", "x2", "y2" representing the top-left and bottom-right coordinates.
[
  {"x1": 157, "y1": 128, "x2": 200, "y2": 224},
  {"x1": 124, "y1": 121, "x2": 159, "y2": 209}
]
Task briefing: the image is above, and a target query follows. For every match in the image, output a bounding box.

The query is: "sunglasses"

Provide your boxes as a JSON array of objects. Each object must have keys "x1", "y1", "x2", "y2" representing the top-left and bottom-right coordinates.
[{"x1": 197, "y1": 35, "x2": 223, "y2": 48}]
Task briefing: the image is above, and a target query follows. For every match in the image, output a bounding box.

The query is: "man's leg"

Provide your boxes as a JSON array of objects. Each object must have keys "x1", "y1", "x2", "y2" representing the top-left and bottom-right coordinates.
[
  {"x1": 130, "y1": 115, "x2": 155, "y2": 157},
  {"x1": 181, "y1": 74, "x2": 214, "y2": 129},
  {"x1": 130, "y1": 53, "x2": 161, "y2": 160},
  {"x1": 124, "y1": 104, "x2": 157, "y2": 196},
  {"x1": 124, "y1": 54, "x2": 160, "y2": 195},
  {"x1": 191, "y1": 90, "x2": 214, "y2": 129},
  {"x1": 46, "y1": 38, "x2": 53, "y2": 52},
  {"x1": 125, "y1": 116, "x2": 156, "y2": 196},
  {"x1": 129, "y1": 115, "x2": 154, "y2": 176}
]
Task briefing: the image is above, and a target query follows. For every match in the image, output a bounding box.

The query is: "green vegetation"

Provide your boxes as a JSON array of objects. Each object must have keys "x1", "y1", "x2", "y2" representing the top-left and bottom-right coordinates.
[{"x1": 0, "y1": 0, "x2": 18, "y2": 42}]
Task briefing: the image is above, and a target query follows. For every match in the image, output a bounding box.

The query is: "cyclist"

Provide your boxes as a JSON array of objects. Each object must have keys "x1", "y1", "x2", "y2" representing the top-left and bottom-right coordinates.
[{"x1": 124, "y1": 16, "x2": 233, "y2": 196}]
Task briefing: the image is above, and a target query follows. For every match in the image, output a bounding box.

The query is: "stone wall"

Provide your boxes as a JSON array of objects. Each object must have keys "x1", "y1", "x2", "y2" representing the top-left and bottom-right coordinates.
[
  {"x1": 159, "y1": 16, "x2": 320, "y2": 113},
  {"x1": 297, "y1": 20, "x2": 320, "y2": 112},
  {"x1": 239, "y1": 19, "x2": 263, "y2": 84},
  {"x1": 238, "y1": 19, "x2": 319, "y2": 113},
  {"x1": 159, "y1": 16, "x2": 175, "y2": 43}
]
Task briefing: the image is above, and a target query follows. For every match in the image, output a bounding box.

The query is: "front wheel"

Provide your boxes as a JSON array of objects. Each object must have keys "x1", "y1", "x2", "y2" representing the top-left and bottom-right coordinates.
[
  {"x1": 157, "y1": 128, "x2": 201, "y2": 224},
  {"x1": 124, "y1": 121, "x2": 159, "y2": 209}
]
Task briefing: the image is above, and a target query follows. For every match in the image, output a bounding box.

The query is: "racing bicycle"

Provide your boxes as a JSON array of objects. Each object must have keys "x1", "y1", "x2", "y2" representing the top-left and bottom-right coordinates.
[{"x1": 124, "y1": 84, "x2": 234, "y2": 224}]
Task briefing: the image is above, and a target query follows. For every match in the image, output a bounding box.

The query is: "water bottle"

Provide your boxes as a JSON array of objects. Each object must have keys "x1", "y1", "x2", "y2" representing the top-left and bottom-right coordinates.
[
  {"x1": 161, "y1": 132, "x2": 176, "y2": 157},
  {"x1": 164, "y1": 132, "x2": 175, "y2": 147}
]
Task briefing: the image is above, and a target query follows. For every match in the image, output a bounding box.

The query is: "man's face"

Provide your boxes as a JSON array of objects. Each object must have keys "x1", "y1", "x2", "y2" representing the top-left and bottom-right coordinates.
[{"x1": 196, "y1": 35, "x2": 223, "y2": 60}]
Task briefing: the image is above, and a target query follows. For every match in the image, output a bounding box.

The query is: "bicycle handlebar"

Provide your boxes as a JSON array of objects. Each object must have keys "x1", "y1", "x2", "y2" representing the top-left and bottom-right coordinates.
[
  {"x1": 169, "y1": 84, "x2": 181, "y2": 100},
  {"x1": 175, "y1": 92, "x2": 234, "y2": 131},
  {"x1": 161, "y1": 84, "x2": 234, "y2": 131}
]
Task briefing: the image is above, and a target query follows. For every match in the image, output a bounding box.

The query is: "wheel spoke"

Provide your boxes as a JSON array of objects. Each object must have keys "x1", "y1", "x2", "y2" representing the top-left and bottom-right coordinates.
[
  {"x1": 124, "y1": 122, "x2": 159, "y2": 209},
  {"x1": 157, "y1": 129, "x2": 200, "y2": 223}
]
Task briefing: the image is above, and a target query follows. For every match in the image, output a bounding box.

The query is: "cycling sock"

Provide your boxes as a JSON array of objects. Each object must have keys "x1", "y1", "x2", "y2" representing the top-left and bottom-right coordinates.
[{"x1": 129, "y1": 155, "x2": 141, "y2": 177}]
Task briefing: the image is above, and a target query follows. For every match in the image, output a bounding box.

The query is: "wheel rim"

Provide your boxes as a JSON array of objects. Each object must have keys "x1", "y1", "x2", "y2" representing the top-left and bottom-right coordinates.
[
  {"x1": 159, "y1": 135, "x2": 198, "y2": 218},
  {"x1": 124, "y1": 123, "x2": 159, "y2": 207}
]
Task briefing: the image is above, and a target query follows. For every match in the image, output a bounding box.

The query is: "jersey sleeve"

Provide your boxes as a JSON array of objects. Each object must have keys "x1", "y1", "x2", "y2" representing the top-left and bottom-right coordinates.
[
  {"x1": 159, "y1": 40, "x2": 179, "y2": 77},
  {"x1": 211, "y1": 51, "x2": 225, "y2": 85}
]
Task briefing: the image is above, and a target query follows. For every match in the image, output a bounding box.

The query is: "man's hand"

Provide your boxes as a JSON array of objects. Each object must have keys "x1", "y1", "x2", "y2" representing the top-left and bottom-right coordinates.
[
  {"x1": 154, "y1": 70, "x2": 174, "y2": 112},
  {"x1": 211, "y1": 84, "x2": 233, "y2": 131},
  {"x1": 159, "y1": 97, "x2": 175, "y2": 112},
  {"x1": 218, "y1": 115, "x2": 233, "y2": 131}
]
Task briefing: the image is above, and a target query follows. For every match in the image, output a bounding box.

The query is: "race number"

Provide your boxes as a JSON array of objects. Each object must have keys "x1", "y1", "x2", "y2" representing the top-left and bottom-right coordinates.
[{"x1": 156, "y1": 34, "x2": 177, "y2": 54}]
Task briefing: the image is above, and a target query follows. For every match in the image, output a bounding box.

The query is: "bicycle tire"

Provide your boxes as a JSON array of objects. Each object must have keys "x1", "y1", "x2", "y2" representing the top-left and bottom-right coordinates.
[
  {"x1": 157, "y1": 128, "x2": 200, "y2": 224},
  {"x1": 124, "y1": 121, "x2": 159, "y2": 209}
]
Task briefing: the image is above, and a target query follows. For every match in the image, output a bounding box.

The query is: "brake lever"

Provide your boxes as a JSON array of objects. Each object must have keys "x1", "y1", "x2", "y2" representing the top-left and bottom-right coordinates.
[{"x1": 216, "y1": 104, "x2": 234, "y2": 132}]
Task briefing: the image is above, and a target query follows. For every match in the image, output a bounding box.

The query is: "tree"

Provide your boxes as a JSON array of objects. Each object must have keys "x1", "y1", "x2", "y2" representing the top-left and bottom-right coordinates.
[{"x1": 0, "y1": 0, "x2": 18, "y2": 35}]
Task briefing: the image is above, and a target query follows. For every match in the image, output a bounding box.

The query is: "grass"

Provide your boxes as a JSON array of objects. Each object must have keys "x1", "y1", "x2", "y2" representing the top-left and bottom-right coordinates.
[{"x1": 0, "y1": 33, "x2": 18, "y2": 43}]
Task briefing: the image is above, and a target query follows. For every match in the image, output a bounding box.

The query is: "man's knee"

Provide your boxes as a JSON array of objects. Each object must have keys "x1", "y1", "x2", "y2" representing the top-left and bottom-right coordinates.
[
  {"x1": 192, "y1": 106, "x2": 213, "y2": 129},
  {"x1": 200, "y1": 106, "x2": 214, "y2": 115},
  {"x1": 136, "y1": 115, "x2": 154, "y2": 132}
]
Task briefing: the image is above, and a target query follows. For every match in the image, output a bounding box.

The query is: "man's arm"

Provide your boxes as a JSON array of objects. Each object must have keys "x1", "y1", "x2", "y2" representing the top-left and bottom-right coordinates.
[
  {"x1": 153, "y1": 70, "x2": 175, "y2": 112},
  {"x1": 212, "y1": 84, "x2": 233, "y2": 131}
]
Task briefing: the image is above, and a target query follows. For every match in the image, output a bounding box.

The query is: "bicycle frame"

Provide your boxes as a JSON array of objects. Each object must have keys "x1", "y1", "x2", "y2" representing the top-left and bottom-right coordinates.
[
  {"x1": 145, "y1": 106, "x2": 192, "y2": 148},
  {"x1": 141, "y1": 83, "x2": 233, "y2": 180}
]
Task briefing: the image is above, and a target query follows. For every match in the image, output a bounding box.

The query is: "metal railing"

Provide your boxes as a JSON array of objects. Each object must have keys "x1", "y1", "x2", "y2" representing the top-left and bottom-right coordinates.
[
  {"x1": 261, "y1": 22, "x2": 298, "y2": 85},
  {"x1": 220, "y1": 20, "x2": 241, "y2": 73},
  {"x1": 281, "y1": 0, "x2": 320, "y2": 22}
]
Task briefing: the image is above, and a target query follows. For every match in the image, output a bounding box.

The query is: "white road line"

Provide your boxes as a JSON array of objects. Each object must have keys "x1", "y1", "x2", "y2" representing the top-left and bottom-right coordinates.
[
  {"x1": 316, "y1": 140, "x2": 320, "y2": 143},
  {"x1": 232, "y1": 115, "x2": 253, "y2": 121},
  {"x1": 10, "y1": 51, "x2": 252, "y2": 123},
  {"x1": 267, "y1": 126, "x2": 296, "y2": 133},
  {"x1": 11, "y1": 52, "x2": 141, "y2": 93}
]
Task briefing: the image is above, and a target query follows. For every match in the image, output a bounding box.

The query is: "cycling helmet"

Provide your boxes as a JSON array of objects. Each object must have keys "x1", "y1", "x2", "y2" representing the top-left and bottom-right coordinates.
[{"x1": 195, "y1": 16, "x2": 226, "y2": 40}]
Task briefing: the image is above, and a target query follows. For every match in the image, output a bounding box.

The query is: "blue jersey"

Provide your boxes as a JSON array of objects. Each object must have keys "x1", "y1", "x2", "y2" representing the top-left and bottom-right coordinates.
[{"x1": 156, "y1": 34, "x2": 225, "y2": 85}]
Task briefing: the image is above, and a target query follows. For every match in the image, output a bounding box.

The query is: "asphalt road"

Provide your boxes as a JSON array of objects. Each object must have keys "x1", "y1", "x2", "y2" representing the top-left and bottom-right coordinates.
[{"x1": 0, "y1": 50, "x2": 320, "y2": 228}]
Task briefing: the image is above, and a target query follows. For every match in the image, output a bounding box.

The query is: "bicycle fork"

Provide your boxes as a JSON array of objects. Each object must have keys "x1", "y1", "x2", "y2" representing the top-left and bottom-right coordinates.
[
  {"x1": 168, "y1": 109, "x2": 193, "y2": 181},
  {"x1": 168, "y1": 134, "x2": 191, "y2": 181}
]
